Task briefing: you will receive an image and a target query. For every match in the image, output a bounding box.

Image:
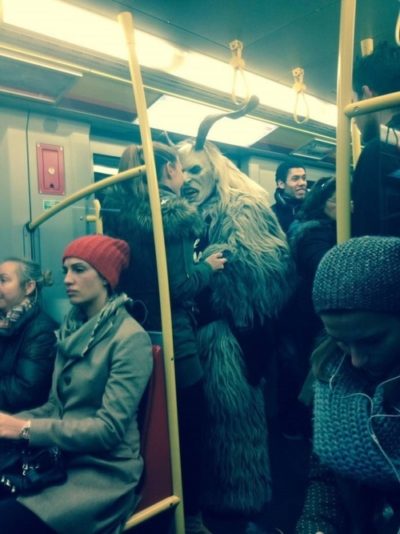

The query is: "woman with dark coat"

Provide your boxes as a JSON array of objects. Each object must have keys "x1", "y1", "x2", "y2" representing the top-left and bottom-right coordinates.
[
  {"x1": 102, "y1": 142, "x2": 226, "y2": 534},
  {"x1": 288, "y1": 176, "x2": 337, "y2": 361},
  {"x1": 0, "y1": 235, "x2": 153, "y2": 534},
  {"x1": 0, "y1": 258, "x2": 57, "y2": 412},
  {"x1": 279, "y1": 178, "x2": 337, "y2": 438}
]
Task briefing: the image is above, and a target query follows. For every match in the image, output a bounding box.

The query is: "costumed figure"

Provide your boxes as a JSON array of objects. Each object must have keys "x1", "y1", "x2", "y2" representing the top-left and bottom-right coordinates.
[{"x1": 177, "y1": 97, "x2": 294, "y2": 515}]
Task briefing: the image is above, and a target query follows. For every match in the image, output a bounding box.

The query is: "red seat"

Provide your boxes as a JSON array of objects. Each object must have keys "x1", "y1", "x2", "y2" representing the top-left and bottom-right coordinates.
[{"x1": 136, "y1": 345, "x2": 173, "y2": 511}]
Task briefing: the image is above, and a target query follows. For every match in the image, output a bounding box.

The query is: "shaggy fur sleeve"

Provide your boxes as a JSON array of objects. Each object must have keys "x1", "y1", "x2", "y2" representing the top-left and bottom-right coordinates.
[{"x1": 203, "y1": 193, "x2": 294, "y2": 327}]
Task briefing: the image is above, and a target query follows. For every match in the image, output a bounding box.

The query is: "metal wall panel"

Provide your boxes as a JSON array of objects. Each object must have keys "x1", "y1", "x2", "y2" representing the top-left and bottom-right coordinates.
[
  {"x1": 26, "y1": 113, "x2": 94, "y2": 322},
  {"x1": 0, "y1": 108, "x2": 31, "y2": 259}
]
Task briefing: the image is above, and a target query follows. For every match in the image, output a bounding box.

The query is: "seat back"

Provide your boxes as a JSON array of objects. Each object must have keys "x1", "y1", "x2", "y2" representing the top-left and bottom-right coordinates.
[{"x1": 136, "y1": 344, "x2": 173, "y2": 511}]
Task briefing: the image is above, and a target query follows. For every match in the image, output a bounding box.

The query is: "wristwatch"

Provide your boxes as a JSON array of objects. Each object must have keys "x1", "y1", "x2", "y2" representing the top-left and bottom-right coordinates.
[{"x1": 19, "y1": 421, "x2": 31, "y2": 441}]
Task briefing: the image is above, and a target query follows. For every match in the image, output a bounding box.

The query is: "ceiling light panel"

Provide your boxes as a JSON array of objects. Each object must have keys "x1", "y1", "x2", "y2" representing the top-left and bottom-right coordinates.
[
  {"x1": 140, "y1": 95, "x2": 277, "y2": 147},
  {"x1": 1, "y1": 0, "x2": 337, "y2": 127},
  {"x1": 0, "y1": 54, "x2": 79, "y2": 99},
  {"x1": 291, "y1": 138, "x2": 336, "y2": 160}
]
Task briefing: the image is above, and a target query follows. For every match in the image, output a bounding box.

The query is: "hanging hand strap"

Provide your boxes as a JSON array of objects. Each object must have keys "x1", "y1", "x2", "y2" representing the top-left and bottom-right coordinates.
[
  {"x1": 292, "y1": 67, "x2": 309, "y2": 124},
  {"x1": 229, "y1": 39, "x2": 250, "y2": 105}
]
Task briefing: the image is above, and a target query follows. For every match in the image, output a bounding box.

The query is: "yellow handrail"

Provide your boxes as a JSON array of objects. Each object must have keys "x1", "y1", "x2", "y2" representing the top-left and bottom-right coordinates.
[
  {"x1": 124, "y1": 496, "x2": 181, "y2": 529},
  {"x1": 85, "y1": 199, "x2": 103, "y2": 235},
  {"x1": 344, "y1": 91, "x2": 400, "y2": 117},
  {"x1": 27, "y1": 165, "x2": 145, "y2": 232},
  {"x1": 336, "y1": 0, "x2": 356, "y2": 243},
  {"x1": 349, "y1": 92, "x2": 400, "y2": 168},
  {"x1": 118, "y1": 11, "x2": 184, "y2": 534}
]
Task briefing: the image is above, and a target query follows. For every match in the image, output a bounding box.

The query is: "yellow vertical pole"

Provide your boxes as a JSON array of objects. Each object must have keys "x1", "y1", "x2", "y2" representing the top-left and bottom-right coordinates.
[
  {"x1": 336, "y1": 0, "x2": 357, "y2": 243},
  {"x1": 118, "y1": 11, "x2": 184, "y2": 534}
]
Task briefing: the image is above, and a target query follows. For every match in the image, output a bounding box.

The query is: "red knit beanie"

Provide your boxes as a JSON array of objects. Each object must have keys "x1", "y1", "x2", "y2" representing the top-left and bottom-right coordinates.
[{"x1": 63, "y1": 235, "x2": 130, "y2": 290}]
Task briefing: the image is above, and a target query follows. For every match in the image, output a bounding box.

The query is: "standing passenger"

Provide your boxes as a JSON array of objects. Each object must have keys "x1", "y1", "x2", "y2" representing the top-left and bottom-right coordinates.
[
  {"x1": 297, "y1": 236, "x2": 400, "y2": 533},
  {"x1": 288, "y1": 177, "x2": 337, "y2": 378},
  {"x1": 278, "y1": 177, "x2": 337, "y2": 440},
  {"x1": 0, "y1": 235, "x2": 153, "y2": 534},
  {"x1": 272, "y1": 158, "x2": 308, "y2": 232},
  {"x1": 102, "y1": 142, "x2": 226, "y2": 534},
  {"x1": 0, "y1": 258, "x2": 57, "y2": 412},
  {"x1": 352, "y1": 41, "x2": 400, "y2": 237}
]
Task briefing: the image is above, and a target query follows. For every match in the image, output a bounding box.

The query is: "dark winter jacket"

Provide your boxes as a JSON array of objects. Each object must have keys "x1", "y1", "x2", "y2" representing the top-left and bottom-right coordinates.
[
  {"x1": 271, "y1": 189, "x2": 304, "y2": 233},
  {"x1": 0, "y1": 305, "x2": 57, "y2": 412},
  {"x1": 287, "y1": 218, "x2": 336, "y2": 376},
  {"x1": 102, "y1": 184, "x2": 214, "y2": 387},
  {"x1": 352, "y1": 134, "x2": 400, "y2": 238}
]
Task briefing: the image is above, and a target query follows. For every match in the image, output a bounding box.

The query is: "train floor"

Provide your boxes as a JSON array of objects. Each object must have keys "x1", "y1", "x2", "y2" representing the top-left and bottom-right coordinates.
[
  {"x1": 204, "y1": 416, "x2": 311, "y2": 534},
  {"x1": 133, "y1": 416, "x2": 311, "y2": 534}
]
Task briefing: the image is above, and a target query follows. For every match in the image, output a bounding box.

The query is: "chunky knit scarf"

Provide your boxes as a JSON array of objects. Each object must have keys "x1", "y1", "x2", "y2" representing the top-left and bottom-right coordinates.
[
  {"x1": 0, "y1": 297, "x2": 34, "y2": 336},
  {"x1": 314, "y1": 356, "x2": 400, "y2": 490},
  {"x1": 58, "y1": 293, "x2": 130, "y2": 355}
]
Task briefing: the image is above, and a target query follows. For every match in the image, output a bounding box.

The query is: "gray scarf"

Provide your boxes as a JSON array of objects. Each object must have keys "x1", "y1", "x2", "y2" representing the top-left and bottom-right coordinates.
[{"x1": 58, "y1": 293, "x2": 130, "y2": 356}]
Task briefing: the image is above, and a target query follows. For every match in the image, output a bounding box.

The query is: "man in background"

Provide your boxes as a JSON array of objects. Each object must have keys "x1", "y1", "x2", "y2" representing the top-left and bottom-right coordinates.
[
  {"x1": 352, "y1": 41, "x2": 400, "y2": 237},
  {"x1": 272, "y1": 158, "x2": 307, "y2": 232}
]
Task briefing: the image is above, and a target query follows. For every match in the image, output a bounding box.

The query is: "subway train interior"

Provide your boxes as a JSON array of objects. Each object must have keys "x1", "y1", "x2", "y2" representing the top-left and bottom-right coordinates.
[
  {"x1": 0, "y1": 0, "x2": 400, "y2": 533},
  {"x1": 1, "y1": 0, "x2": 397, "y2": 317}
]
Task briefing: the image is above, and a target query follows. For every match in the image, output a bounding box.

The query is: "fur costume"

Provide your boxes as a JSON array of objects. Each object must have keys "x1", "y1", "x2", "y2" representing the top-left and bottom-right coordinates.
[{"x1": 178, "y1": 139, "x2": 293, "y2": 513}]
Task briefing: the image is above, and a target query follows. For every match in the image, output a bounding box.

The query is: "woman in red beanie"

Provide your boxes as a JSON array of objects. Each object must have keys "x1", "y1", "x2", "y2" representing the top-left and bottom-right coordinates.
[{"x1": 0, "y1": 234, "x2": 153, "y2": 534}]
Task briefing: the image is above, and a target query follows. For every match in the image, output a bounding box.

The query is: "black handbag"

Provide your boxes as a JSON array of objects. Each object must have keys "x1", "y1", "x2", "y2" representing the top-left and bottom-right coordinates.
[{"x1": 0, "y1": 439, "x2": 67, "y2": 496}]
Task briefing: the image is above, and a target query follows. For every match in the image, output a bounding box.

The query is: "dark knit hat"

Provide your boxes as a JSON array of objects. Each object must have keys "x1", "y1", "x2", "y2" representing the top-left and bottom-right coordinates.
[
  {"x1": 313, "y1": 235, "x2": 400, "y2": 314},
  {"x1": 63, "y1": 235, "x2": 130, "y2": 290}
]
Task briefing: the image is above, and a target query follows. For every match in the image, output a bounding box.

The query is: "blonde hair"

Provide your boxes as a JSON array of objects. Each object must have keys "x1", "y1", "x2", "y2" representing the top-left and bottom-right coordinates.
[
  {"x1": 200, "y1": 141, "x2": 269, "y2": 208},
  {"x1": 1, "y1": 257, "x2": 53, "y2": 291}
]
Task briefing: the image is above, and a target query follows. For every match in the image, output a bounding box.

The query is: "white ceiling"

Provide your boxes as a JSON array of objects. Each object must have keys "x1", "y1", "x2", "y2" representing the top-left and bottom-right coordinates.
[{"x1": 0, "y1": 0, "x2": 398, "y2": 162}]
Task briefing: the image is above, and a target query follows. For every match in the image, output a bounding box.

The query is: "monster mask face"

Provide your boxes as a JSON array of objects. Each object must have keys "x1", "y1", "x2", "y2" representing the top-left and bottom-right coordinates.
[
  {"x1": 178, "y1": 141, "x2": 217, "y2": 207},
  {"x1": 177, "y1": 96, "x2": 259, "y2": 208}
]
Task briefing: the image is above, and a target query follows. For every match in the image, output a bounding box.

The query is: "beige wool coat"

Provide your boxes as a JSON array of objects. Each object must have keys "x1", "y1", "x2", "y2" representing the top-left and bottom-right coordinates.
[{"x1": 16, "y1": 302, "x2": 153, "y2": 534}]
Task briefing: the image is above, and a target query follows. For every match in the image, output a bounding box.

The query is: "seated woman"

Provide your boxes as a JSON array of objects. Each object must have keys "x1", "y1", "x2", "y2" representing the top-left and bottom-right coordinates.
[
  {"x1": 297, "y1": 236, "x2": 400, "y2": 533},
  {"x1": 0, "y1": 235, "x2": 153, "y2": 534},
  {"x1": 0, "y1": 257, "x2": 57, "y2": 412}
]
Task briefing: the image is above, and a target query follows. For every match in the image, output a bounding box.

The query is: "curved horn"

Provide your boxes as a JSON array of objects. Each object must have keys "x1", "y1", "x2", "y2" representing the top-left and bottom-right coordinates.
[
  {"x1": 194, "y1": 95, "x2": 259, "y2": 151},
  {"x1": 160, "y1": 130, "x2": 176, "y2": 147}
]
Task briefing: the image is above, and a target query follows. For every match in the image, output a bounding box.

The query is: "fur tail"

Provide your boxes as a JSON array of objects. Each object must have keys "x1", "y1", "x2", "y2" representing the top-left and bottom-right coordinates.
[{"x1": 198, "y1": 321, "x2": 271, "y2": 513}]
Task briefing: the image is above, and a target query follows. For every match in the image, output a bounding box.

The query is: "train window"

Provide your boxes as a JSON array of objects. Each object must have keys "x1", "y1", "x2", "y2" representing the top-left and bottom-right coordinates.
[{"x1": 93, "y1": 153, "x2": 120, "y2": 202}]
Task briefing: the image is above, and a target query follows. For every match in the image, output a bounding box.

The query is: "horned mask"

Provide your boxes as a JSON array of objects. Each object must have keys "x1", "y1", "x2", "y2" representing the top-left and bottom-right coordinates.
[{"x1": 177, "y1": 96, "x2": 260, "y2": 207}]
